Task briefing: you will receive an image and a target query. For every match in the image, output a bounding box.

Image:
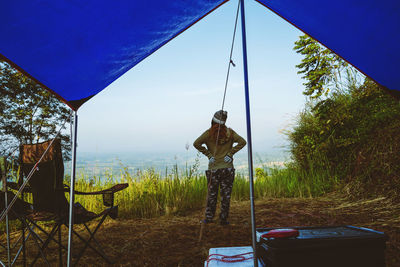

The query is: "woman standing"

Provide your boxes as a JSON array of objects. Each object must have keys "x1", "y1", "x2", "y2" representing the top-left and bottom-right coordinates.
[{"x1": 193, "y1": 110, "x2": 246, "y2": 225}]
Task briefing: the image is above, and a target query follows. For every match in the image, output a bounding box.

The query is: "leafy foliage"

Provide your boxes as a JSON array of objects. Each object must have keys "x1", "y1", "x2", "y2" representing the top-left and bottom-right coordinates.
[
  {"x1": 290, "y1": 35, "x2": 400, "y2": 198},
  {"x1": 294, "y1": 35, "x2": 355, "y2": 98},
  {"x1": 0, "y1": 61, "x2": 71, "y2": 159}
]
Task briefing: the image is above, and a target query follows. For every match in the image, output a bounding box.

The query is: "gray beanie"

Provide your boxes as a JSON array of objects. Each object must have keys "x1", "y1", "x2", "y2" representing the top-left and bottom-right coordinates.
[{"x1": 212, "y1": 110, "x2": 227, "y2": 125}]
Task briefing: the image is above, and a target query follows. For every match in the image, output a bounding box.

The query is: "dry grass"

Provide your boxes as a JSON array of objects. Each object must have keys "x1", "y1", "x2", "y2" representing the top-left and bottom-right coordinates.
[{"x1": 1, "y1": 196, "x2": 400, "y2": 266}]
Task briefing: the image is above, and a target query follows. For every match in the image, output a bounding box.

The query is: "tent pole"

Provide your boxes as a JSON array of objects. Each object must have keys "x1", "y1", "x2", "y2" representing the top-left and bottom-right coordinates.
[
  {"x1": 5, "y1": 192, "x2": 11, "y2": 267},
  {"x1": 239, "y1": 0, "x2": 258, "y2": 266},
  {"x1": 1, "y1": 158, "x2": 10, "y2": 267},
  {"x1": 2, "y1": 172, "x2": 11, "y2": 267},
  {"x1": 67, "y1": 110, "x2": 78, "y2": 267}
]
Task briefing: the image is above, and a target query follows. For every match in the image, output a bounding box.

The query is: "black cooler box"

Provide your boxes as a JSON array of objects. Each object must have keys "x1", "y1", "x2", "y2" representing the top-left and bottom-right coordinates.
[{"x1": 256, "y1": 225, "x2": 388, "y2": 267}]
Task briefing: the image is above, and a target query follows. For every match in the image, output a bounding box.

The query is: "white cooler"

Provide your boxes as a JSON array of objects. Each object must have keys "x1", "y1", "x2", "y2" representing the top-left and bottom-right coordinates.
[{"x1": 204, "y1": 246, "x2": 263, "y2": 267}]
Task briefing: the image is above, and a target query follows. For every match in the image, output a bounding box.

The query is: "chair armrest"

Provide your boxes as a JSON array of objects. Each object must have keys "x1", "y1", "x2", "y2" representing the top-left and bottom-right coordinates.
[
  {"x1": 7, "y1": 182, "x2": 32, "y2": 193},
  {"x1": 63, "y1": 183, "x2": 128, "y2": 195},
  {"x1": 63, "y1": 183, "x2": 129, "y2": 207}
]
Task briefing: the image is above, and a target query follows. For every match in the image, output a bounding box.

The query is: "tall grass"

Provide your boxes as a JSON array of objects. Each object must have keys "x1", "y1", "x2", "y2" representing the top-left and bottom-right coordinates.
[
  {"x1": 70, "y1": 166, "x2": 205, "y2": 219},
  {"x1": 254, "y1": 165, "x2": 338, "y2": 199},
  {"x1": 1, "y1": 155, "x2": 339, "y2": 224},
  {"x1": 69, "y1": 160, "x2": 338, "y2": 219}
]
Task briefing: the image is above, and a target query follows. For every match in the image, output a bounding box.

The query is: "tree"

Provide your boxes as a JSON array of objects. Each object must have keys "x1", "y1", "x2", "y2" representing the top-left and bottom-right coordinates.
[
  {"x1": 0, "y1": 61, "x2": 71, "y2": 160},
  {"x1": 293, "y1": 35, "x2": 362, "y2": 98}
]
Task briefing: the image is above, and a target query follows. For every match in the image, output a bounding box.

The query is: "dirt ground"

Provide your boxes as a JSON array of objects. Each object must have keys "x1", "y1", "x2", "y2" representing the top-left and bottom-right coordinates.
[{"x1": 2, "y1": 196, "x2": 400, "y2": 266}]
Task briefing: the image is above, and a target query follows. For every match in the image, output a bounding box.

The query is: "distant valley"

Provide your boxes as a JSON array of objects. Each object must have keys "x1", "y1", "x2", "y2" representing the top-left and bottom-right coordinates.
[{"x1": 66, "y1": 150, "x2": 289, "y2": 179}]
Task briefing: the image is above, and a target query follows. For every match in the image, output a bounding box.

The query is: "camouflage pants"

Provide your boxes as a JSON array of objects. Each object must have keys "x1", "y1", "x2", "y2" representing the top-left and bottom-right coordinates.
[{"x1": 205, "y1": 168, "x2": 235, "y2": 221}]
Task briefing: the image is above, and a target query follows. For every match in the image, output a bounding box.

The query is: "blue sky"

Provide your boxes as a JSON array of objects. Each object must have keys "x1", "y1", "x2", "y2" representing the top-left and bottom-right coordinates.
[{"x1": 76, "y1": 0, "x2": 307, "y2": 155}]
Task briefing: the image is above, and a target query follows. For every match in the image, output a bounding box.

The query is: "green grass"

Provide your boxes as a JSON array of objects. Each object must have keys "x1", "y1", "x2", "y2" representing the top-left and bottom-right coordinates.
[
  {"x1": 254, "y1": 165, "x2": 338, "y2": 199},
  {"x1": 68, "y1": 161, "x2": 338, "y2": 219},
  {"x1": 1, "y1": 163, "x2": 338, "y2": 234},
  {"x1": 1, "y1": 160, "x2": 339, "y2": 235}
]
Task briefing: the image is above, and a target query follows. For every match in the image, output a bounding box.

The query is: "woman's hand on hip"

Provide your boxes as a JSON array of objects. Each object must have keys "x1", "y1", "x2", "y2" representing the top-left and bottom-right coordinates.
[
  {"x1": 209, "y1": 157, "x2": 216, "y2": 164},
  {"x1": 224, "y1": 155, "x2": 233, "y2": 163}
]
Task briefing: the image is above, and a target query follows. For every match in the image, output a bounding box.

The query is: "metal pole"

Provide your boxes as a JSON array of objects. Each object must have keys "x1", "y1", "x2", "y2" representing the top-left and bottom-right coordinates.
[
  {"x1": 67, "y1": 111, "x2": 78, "y2": 267},
  {"x1": 5, "y1": 192, "x2": 11, "y2": 267},
  {"x1": 1, "y1": 158, "x2": 11, "y2": 267},
  {"x1": 239, "y1": 0, "x2": 258, "y2": 266}
]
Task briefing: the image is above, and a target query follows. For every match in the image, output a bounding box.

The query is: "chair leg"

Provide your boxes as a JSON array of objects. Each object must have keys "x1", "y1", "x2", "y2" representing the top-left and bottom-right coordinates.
[
  {"x1": 11, "y1": 228, "x2": 26, "y2": 250},
  {"x1": 21, "y1": 219, "x2": 26, "y2": 267},
  {"x1": 30, "y1": 224, "x2": 59, "y2": 267},
  {"x1": 16, "y1": 218, "x2": 51, "y2": 267},
  {"x1": 28, "y1": 224, "x2": 44, "y2": 245},
  {"x1": 26, "y1": 227, "x2": 51, "y2": 267},
  {"x1": 28, "y1": 220, "x2": 67, "y2": 251},
  {"x1": 58, "y1": 225, "x2": 63, "y2": 267},
  {"x1": 69, "y1": 228, "x2": 112, "y2": 264},
  {"x1": 11, "y1": 230, "x2": 32, "y2": 267},
  {"x1": 83, "y1": 223, "x2": 106, "y2": 256},
  {"x1": 71, "y1": 214, "x2": 112, "y2": 266}
]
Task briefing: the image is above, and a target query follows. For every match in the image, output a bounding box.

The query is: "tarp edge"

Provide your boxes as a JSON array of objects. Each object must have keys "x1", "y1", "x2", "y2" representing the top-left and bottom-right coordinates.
[
  {"x1": 88, "y1": 0, "x2": 231, "y2": 104},
  {"x1": 254, "y1": 0, "x2": 399, "y2": 100},
  {"x1": 0, "y1": 53, "x2": 79, "y2": 110}
]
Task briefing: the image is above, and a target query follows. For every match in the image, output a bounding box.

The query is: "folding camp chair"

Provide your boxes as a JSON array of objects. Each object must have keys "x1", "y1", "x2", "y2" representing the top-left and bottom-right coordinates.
[
  {"x1": 18, "y1": 139, "x2": 128, "y2": 266},
  {"x1": 0, "y1": 157, "x2": 49, "y2": 267},
  {"x1": 0, "y1": 192, "x2": 45, "y2": 267}
]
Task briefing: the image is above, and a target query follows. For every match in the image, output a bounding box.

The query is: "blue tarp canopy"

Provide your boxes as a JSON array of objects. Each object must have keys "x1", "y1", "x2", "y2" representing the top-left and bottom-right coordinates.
[
  {"x1": 1, "y1": 0, "x2": 399, "y2": 110},
  {"x1": 0, "y1": 0, "x2": 228, "y2": 110}
]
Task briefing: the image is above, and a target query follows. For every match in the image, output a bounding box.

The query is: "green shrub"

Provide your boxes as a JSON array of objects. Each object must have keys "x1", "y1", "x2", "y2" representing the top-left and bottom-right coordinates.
[{"x1": 288, "y1": 80, "x2": 400, "y2": 197}]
